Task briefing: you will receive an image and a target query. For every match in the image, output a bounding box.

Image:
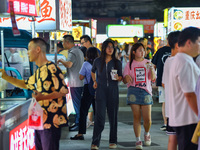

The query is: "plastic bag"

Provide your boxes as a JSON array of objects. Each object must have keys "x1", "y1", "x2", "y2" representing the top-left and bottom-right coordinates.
[{"x1": 28, "y1": 98, "x2": 44, "y2": 130}]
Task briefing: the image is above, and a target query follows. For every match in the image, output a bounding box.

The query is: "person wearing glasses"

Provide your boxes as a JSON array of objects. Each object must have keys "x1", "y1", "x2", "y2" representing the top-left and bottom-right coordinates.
[{"x1": 80, "y1": 35, "x2": 101, "y2": 55}]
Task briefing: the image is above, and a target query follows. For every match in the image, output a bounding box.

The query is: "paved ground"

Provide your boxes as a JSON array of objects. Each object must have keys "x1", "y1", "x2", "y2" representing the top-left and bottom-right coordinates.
[
  {"x1": 59, "y1": 85, "x2": 168, "y2": 150},
  {"x1": 59, "y1": 106, "x2": 169, "y2": 150}
]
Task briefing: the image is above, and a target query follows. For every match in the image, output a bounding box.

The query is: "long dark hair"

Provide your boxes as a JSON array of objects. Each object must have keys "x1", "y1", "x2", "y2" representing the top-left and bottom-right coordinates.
[
  {"x1": 100, "y1": 39, "x2": 118, "y2": 72},
  {"x1": 129, "y1": 43, "x2": 145, "y2": 69},
  {"x1": 86, "y1": 47, "x2": 99, "y2": 65}
]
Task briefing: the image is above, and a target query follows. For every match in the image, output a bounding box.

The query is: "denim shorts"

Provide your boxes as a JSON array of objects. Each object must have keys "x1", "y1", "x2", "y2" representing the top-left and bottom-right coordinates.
[{"x1": 127, "y1": 86, "x2": 153, "y2": 105}]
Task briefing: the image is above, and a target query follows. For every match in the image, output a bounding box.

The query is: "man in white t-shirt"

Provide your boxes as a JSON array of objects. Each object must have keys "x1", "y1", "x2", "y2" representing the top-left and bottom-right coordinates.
[
  {"x1": 162, "y1": 31, "x2": 180, "y2": 150},
  {"x1": 168, "y1": 27, "x2": 200, "y2": 150},
  {"x1": 8, "y1": 48, "x2": 23, "y2": 63}
]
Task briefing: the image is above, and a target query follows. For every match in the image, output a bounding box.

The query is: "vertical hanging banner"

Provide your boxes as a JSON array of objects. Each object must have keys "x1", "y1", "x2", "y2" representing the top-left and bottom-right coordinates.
[
  {"x1": 59, "y1": 0, "x2": 72, "y2": 31},
  {"x1": 9, "y1": 1, "x2": 21, "y2": 36}
]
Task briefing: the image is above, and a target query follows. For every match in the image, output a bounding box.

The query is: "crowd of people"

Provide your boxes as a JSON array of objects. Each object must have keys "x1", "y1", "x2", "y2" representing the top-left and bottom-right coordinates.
[{"x1": 1, "y1": 26, "x2": 200, "y2": 150}]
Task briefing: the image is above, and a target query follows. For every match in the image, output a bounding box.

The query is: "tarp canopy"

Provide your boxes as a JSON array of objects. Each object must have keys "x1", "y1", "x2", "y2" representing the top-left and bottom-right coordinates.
[{"x1": 0, "y1": 27, "x2": 32, "y2": 49}]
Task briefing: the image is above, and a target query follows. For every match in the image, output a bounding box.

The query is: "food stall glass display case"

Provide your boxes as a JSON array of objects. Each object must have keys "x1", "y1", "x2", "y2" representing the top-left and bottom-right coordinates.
[{"x1": 0, "y1": 27, "x2": 33, "y2": 150}]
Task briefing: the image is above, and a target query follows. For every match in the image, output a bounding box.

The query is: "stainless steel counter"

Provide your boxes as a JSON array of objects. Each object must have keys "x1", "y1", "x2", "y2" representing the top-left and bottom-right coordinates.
[{"x1": 0, "y1": 99, "x2": 31, "y2": 150}]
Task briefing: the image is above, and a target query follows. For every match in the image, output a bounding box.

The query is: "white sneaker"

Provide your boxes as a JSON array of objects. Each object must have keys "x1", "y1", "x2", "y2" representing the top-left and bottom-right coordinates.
[
  {"x1": 91, "y1": 145, "x2": 99, "y2": 150},
  {"x1": 109, "y1": 143, "x2": 117, "y2": 149},
  {"x1": 135, "y1": 141, "x2": 143, "y2": 149},
  {"x1": 144, "y1": 134, "x2": 151, "y2": 146}
]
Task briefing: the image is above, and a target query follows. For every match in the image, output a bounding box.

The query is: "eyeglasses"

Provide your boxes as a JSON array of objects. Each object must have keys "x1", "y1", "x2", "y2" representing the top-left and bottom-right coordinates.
[{"x1": 81, "y1": 41, "x2": 87, "y2": 45}]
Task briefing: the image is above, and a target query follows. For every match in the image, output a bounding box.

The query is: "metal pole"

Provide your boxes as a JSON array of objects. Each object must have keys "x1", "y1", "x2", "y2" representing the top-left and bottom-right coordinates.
[
  {"x1": 1, "y1": 30, "x2": 4, "y2": 69},
  {"x1": 31, "y1": 17, "x2": 35, "y2": 38},
  {"x1": 1, "y1": 30, "x2": 5, "y2": 98},
  {"x1": 54, "y1": 32, "x2": 57, "y2": 65}
]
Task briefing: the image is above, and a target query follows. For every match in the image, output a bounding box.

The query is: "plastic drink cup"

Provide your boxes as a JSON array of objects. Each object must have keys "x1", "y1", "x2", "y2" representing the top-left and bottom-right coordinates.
[
  {"x1": 111, "y1": 69, "x2": 117, "y2": 80},
  {"x1": 145, "y1": 63, "x2": 152, "y2": 69}
]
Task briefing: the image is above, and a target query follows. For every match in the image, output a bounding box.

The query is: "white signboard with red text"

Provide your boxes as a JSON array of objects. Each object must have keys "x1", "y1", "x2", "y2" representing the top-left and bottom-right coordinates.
[
  {"x1": 91, "y1": 19, "x2": 97, "y2": 38},
  {"x1": 0, "y1": 0, "x2": 72, "y2": 31},
  {"x1": 59, "y1": 0, "x2": 72, "y2": 31},
  {"x1": 154, "y1": 22, "x2": 166, "y2": 37},
  {"x1": 9, "y1": 120, "x2": 35, "y2": 150},
  {"x1": 168, "y1": 7, "x2": 200, "y2": 33}
]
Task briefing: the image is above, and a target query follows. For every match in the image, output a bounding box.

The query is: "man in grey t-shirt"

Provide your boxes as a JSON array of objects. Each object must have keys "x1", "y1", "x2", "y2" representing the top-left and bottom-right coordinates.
[{"x1": 58, "y1": 35, "x2": 84, "y2": 131}]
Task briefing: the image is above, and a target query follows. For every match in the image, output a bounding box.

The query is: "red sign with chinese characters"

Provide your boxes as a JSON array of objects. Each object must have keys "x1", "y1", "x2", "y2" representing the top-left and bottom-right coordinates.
[
  {"x1": 185, "y1": 10, "x2": 200, "y2": 20},
  {"x1": 130, "y1": 19, "x2": 156, "y2": 34},
  {"x1": 9, "y1": 120, "x2": 35, "y2": 150},
  {"x1": 7, "y1": 0, "x2": 40, "y2": 17},
  {"x1": 9, "y1": 1, "x2": 21, "y2": 36},
  {"x1": 38, "y1": 0, "x2": 55, "y2": 23}
]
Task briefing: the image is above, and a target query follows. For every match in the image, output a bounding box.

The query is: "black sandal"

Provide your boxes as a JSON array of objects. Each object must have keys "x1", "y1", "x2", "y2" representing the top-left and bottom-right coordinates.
[{"x1": 70, "y1": 134, "x2": 84, "y2": 140}]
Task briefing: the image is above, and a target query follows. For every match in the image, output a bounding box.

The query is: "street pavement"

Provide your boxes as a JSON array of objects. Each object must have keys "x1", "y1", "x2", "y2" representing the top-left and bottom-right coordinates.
[
  {"x1": 59, "y1": 107, "x2": 168, "y2": 150},
  {"x1": 59, "y1": 84, "x2": 169, "y2": 150}
]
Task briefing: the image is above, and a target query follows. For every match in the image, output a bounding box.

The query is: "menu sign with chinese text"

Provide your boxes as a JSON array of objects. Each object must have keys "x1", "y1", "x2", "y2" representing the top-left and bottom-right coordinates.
[
  {"x1": 7, "y1": 0, "x2": 40, "y2": 17},
  {"x1": 168, "y1": 7, "x2": 200, "y2": 33}
]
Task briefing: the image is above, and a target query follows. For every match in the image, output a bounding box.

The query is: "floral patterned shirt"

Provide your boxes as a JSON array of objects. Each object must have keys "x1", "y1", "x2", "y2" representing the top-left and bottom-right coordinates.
[{"x1": 25, "y1": 61, "x2": 68, "y2": 129}]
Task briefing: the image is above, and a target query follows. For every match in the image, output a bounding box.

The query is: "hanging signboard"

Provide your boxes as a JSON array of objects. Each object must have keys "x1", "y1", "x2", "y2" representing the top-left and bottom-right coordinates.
[
  {"x1": 0, "y1": 0, "x2": 40, "y2": 17},
  {"x1": 0, "y1": 0, "x2": 72, "y2": 32},
  {"x1": 91, "y1": 19, "x2": 97, "y2": 38},
  {"x1": 9, "y1": 1, "x2": 21, "y2": 36},
  {"x1": 154, "y1": 22, "x2": 166, "y2": 38},
  {"x1": 107, "y1": 24, "x2": 144, "y2": 38},
  {"x1": 168, "y1": 7, "x2": 200, "y2": 33},
  {"x1": 130, "y1": 19, "x2": 156, "y2": 34},
  {"x1": 59, "y1": 0, "x2": 72, "y2": 31}
]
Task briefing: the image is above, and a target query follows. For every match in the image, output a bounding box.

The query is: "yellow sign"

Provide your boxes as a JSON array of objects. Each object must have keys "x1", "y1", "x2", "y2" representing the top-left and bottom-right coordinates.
[
  {"x1": 164, "y1": 8, "x2": 168, "y2": 27},
  {"x1": 72, "y1": 26, "x2": 83, "y2": 41},
  {"x1": 50, "y1": 32, "x2": 65, "y2": 40},
  {"x1": 111, "y1": 38, "x2": 135, "y2": 43},
  {"x1": 154, "y1": 37, "x2": 162, "y2": 53}
]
